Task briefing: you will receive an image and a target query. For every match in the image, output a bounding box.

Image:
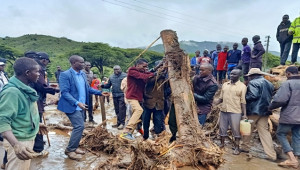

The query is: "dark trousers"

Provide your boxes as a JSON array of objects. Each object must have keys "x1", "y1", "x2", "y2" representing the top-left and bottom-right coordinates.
[
  {"x1": 213, "y1": 65, "x2": 217, "y2": 79},
  {"x1": 33, "y1": 112, "x2": 44, "y2": 152},
  {"x1": 242, "y1": 63, "x2": 250, "y2": 81},
  {"x1": 250, "y1": 62, "x2": 262, "y2": 70},
  {"x1": 66, "y1": 110, "x2": 85, "y2": 152},
  {"x1": 113, "y1": 96, "x2": 126, "y2": 125},
  {"x1": 84, "y1": 94, "x2": 93, "y2": 121},
  {"x1": 280, "y1": 41, "x2": 292, "y2": 65},
  {"x1": 168, "y1": 103, "x2": 177, "y2": 142},
  {"x1": 198, "y1": 114, "x2": 207, "y2": 126},
  {"x1": 143, "y1": 107, "x2": 165, "y2": 139},
  {"x1": 291, "y1": 43, "x2": 300, "y2": 63}
]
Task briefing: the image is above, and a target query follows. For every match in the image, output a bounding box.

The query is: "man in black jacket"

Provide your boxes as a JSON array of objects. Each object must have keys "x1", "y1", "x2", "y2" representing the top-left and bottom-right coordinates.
[
  {"x1": 276, "y1": 14, "x2": 293, "y2": 65},
  {"x1": 241, "y1": 68, "x2": 277, "y2": 161},
  {"x1": 193, "y1": 64, "x2": 218, "y2": 126},
  {"x1": 102, "y1": 65, "x2": 127, "y2": 129},
  {"x1": 269, "y1": 66, "x2": 300, "y2": 168},
  {"x1": 30, "y1": 52, "x2": 59, "y2": 156}
]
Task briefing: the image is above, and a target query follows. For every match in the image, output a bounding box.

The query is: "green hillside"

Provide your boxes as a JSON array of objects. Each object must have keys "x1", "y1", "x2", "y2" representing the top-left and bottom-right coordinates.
[
  {"x1": 0, "y1": 34, "x2": 83, "y2": 57},
  {"x1": 0, "y1": 34, "x2": 164, "y2": 80}
]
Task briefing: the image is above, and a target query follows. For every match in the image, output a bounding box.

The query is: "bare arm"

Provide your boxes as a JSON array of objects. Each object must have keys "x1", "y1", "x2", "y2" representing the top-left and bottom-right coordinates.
[
  {"x1": 241, "y1": 103, "x2": 247, "y2": 119},
  {"x1": 2, "y1": 130, "x2": 34, "y2": 160},
  {"x1": 2, "y1": 130, "x2": 19, "y2": 147}
]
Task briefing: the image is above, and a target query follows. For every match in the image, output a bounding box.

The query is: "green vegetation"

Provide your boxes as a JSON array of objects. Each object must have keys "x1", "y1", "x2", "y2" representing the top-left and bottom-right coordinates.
[{"x1": 0, "y1": 34, "x2": 164, "y2": 80}]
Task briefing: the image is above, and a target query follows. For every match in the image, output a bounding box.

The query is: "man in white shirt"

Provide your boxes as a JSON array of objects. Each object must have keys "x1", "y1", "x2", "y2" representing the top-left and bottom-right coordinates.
[{"x1": 0, "y1": 61, "x2": 9, "y2": 91}]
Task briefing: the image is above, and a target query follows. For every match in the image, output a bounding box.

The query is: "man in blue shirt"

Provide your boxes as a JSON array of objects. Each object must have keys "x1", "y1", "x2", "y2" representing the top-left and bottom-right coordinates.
[
  {"x1": 211, "y1": 44, "x2": 222, "y2": 78},
  {"x1": 190, "y1": 50, "x2": 200, "y2": 67},
  {"x1": 226, "y1": 43, "x2": 241, "y2": 79},
  {"x1": 57, "y1": 55, "x2": 102, "y2": 160}
]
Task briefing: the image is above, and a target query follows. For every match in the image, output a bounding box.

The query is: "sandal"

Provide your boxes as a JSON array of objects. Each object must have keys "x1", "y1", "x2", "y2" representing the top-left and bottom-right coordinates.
[{"x1": 278, "y1": 160, "x2": 299, "y2": 169}]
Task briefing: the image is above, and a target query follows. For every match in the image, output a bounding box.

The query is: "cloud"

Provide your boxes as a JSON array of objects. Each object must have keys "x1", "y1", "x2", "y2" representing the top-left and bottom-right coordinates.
[{"x1": 1, "y1": 0, "x2": 300, "y2": 52}]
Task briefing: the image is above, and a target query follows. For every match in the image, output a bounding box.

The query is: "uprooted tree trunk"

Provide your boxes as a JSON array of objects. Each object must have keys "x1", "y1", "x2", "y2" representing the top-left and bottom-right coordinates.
[{"x1": 160, "y1": 30, "x2": 223, "y2": 168}]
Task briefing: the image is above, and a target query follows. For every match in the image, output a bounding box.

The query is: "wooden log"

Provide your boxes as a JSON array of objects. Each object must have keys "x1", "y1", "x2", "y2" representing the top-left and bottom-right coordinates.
[
  {"x1": 160, "y1": 29, "x2": 201, "y2": 141},
  {"x1": 160, "y1": 30, "x2": 223, "y2": 168}
]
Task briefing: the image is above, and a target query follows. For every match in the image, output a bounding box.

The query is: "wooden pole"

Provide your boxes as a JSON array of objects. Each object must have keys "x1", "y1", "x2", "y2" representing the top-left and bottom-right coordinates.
[
  {"x1": 160, "y1": 30, "x2": 223, "y2": 168},
  {"x1": 100, "y1": 96, "x2": 106, "y2": 125}
]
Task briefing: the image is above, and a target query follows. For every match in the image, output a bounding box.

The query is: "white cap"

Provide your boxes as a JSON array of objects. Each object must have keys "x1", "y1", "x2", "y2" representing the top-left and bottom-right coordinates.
[{"x1": 0, "y1": 62, "x2": 5, "y2": 65}]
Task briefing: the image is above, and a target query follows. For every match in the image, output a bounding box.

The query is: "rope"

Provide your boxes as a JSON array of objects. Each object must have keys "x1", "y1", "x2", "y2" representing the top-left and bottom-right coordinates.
[{"x1": 126, "y1": 36, "x2": 161, "y2": 67}]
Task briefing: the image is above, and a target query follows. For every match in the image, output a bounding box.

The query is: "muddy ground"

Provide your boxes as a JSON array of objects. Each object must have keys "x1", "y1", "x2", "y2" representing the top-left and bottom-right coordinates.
[{"x1": 0, "y1": 94, "x2": 295, "y2": 170}]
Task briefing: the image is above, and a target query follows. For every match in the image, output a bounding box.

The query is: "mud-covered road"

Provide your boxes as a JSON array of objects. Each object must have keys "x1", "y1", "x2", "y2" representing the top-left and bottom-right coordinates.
[{"x1": 0, "y1": 95, "x2": 293, "y2": 170}]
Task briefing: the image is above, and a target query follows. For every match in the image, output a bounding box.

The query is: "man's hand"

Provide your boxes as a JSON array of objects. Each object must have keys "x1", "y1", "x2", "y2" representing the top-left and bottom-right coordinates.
[
  {"x1": 242, "y1": 115, "x2": 248, "y2": 120},
  {"x1": 251, "y1": 55, "x2": 257, "y2": 59},
  {"x1": 78, "y1": 102, "x2": 88, "y2": 110},
  {"x1": 39, "y1": 123, "x2": 48, "y2": 135},
  {"x1": 288, "y1": 30, "x2": 294, "y2": 35},
  {"x1": 13, "y1": 143, "x2": 34, "y2": 160}
]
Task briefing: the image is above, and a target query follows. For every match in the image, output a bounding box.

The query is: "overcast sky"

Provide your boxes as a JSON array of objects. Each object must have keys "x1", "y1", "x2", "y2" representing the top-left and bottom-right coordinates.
[{"x1": 1, "y1": 0, "x2": 300, "y2": 52}]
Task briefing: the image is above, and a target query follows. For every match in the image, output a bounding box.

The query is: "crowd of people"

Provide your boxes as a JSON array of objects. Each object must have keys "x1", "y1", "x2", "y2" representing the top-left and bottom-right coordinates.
[{"x1": 0, "y1": 14, "x2": 299, "y2": 170}]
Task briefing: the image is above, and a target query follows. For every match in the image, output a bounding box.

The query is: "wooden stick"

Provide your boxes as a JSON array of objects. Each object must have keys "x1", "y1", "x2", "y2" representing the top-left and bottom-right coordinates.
[
  {"x1": 42, "y1": 114, "x2": 51, "y2": 146},
  {"x1": 127, "y1": 36, "x2": 161, "y2": 68}
]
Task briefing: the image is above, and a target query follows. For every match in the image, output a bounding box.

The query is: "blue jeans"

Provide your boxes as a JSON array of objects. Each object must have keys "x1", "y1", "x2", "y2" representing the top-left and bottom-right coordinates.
[
  {"x1": 276, "y1": 123, "x2": 300, "y2": 156},
  {"x1": 280, "y1": 41, "x2": 292, "y2": 65},
  {"x1": 66, "y1": 110, "x2": 85, "y2": 152},
  {"x1": 291, "y1": 43, "x2": 300, "y2": 64},
  {"x1": 227, "y1": 63, "x2": 238, "y2": 79},
  {"x1": 143, "y1": 107, "x2": 164, "y2": 139},
  {"x1": 213, "y1": 65, "x2": 217, "y2": 79},
  {"x1": 198, "y1": 114, "x2": 207, "y2": 126}
]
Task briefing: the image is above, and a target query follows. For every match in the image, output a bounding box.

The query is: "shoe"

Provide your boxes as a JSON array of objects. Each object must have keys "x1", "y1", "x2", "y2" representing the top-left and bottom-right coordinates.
[
  {"x1": 89, "y1": 120, "x2": 97, "y2": 125},
  {"x1": 1, "y1": 164, "x2": 5, "y2": 169},
  {"x1": 233, "y1": 148, "x2": 241, "y2": 155},
  {"x1": 240, "y1": 148, "x2": 250, "y2": 153},
  {"x1": 117, "y1": 124, "x2": 124, "y2": 130},
  {"x1": 32, "y1": 150, "x2": 49, "y2": 158},
  {"x1": 65, "y1": 150, "x2": 82, "y2": 160},
  {"x1": 112, "y1": 124, "x2": 119, "y2": 128},
  {"x1": 75, "y1": 148, "x2": 86, "y2": 155},
  {"x1": 278, "y1": 160, "x2": 299, "y2": 169},
  {"x1": 120, "y1": 132, "x2": 135, "y2": 141}
]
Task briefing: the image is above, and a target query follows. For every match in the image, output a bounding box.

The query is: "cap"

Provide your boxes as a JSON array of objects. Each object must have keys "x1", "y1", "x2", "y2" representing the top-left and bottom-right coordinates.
[
  {"x1": 0, "y1": 62, "x2": 5, "y2": 66},
  {"x1": 24, "y1": 51, "x2": 37, "y2": 59},
  {"x1": 37, "y1": 52, "x2": 50, "y2": 62}
]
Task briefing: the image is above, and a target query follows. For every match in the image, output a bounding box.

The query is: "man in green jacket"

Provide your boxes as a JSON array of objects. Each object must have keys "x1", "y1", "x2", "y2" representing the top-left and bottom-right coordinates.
[
  {"x1": 0, "y1": 57, "x2": 47, "y2": 170},
  {"x1": 289, "y1": 14, "x2": 300, "y2": 64}
]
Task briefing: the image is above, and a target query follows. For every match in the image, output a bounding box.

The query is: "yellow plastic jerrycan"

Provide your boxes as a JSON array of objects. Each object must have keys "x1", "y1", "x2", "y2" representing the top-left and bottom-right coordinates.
[{"x1": 240, "y1": 119, "x2": 251, "y2": 136}]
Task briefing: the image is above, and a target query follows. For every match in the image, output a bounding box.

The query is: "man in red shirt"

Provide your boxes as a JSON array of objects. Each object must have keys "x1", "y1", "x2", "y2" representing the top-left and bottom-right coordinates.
[
  {"x1": 198, "y1": 49, "x2": 212, "y2": 65},
  {"x1": 120, "y1": 59, "x2": 154, "y2": 141},
  {"x1": 217, "y1": 46, "x2": 229, "y2": 84}
]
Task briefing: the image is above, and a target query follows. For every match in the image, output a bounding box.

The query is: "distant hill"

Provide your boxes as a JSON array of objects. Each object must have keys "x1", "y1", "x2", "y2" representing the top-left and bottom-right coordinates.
[
  {"x1": 0, "y1": 34, "x2": 84, "y2": 57},
  {"x1": 148, "y1": 40, "x2": 294, "y2": 59},
  {"x1": 149, "y1": 40, "x2": 239, "y2": 54}
]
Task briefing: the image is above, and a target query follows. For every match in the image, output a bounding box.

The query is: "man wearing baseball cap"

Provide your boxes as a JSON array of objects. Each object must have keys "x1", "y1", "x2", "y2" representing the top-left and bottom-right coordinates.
[
  {"x1": 30, "y1": 52, "x2": 59, "y2": 157},
  {"x1": 241, "y1": 68, "x2": 277, "y2": 161}
]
